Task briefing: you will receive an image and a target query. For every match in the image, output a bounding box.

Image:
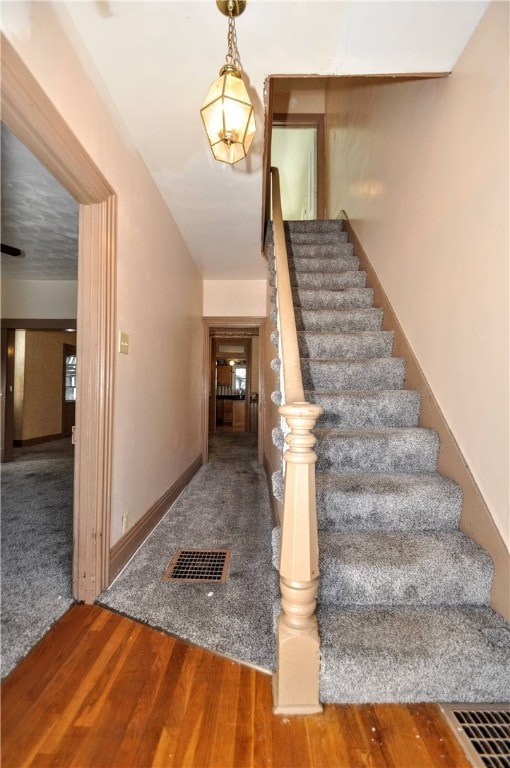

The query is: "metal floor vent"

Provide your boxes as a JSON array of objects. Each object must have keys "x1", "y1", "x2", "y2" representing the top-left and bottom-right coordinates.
[
  {"x1": 441, "y1": 704, "x2": 510, "y2": 768},
  {"x1": 163, "y1": 548, "x2": 231, "y2": 583}
]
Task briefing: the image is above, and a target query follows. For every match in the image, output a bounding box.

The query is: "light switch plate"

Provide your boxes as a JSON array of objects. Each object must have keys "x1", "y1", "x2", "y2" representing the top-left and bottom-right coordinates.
[{"x1": 119, "y1": 331, "x2": 129, "y2": 354}]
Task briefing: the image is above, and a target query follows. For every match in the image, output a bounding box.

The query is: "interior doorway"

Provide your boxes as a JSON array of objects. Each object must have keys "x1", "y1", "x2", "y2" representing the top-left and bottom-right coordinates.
[
  {"x1": 271, "y1": 114, "x2": 325, "y2": 220},
  {"x1": 210, "y1": 337, "x2": 252, "y2": 433},
  {"x1": 202, "y1": 317, "x2": 265, "y2": 464},
  {"x1": 2, "y1": 36, "x2": 116, "y2": 603}
]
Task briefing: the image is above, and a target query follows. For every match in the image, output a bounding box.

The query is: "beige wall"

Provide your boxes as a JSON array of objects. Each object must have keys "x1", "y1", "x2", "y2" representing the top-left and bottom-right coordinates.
[
  {"x1": 203, "y1": 280, "x2": 267, "y2": 317},
  {"x1": 1, "y1": 280, "x2": 77, "y2": 320},
  {"x1": 326, "y1": 2, "x2": 509, "y2": 549},
  {"x1": 2, "y1": 4, "x2": 203, "y2": 546},
  {"x1": 14, "y1": 330, "x2": 76, "y2": 441},
  {"x1": 273, "y1": 78, "x2": 326, "y2": 115}
]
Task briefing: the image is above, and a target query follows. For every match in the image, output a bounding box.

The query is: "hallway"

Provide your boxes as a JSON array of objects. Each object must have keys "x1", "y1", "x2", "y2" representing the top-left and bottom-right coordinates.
[{"x1": 98, "y1": 432, "x2": 277, "y2": 670}]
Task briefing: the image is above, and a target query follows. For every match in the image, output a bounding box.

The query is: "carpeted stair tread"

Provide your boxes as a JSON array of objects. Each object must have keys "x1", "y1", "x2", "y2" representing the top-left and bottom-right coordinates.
[
  {"x1": 267, "y1": 230, "x2": 349, "y2": 246},
  {"x1": 290, "y1": 255, "x2": 360, "y2": 273},
  {"x1": 299, "y1": 330, "x2": 394, "y2": 359},
  {"x1": 292, "y1": 287, "x2": 374, "y2": 310},
  {"x1": 288, "y1": 242, "x2": 354, "y2": 259},
  {"x1": 307, "y1": 390, "x2": 420, "y2": 428},
  {"x1": 318, "y1": 531, "x2": 493, "y2": 607},
  {"x1": 290, "y1": 271, "x2": 367, "y2": 290},
  {"x1": 301, "y1": 358, "x2": 405, "y2": 391},
  {"x1": 315, "y1": 427, "x2": 439, "y2": 473},
  {"x1": 295, "y1": 308, "x2": 384, "y2": 332},
  {"x1": 318, "y1": 605, "x2": 510, "y2": 703},
  {"x1": 280, "y1": 219, "x2": 345, "y2": 233},
  {"x1": 316, "y1": 471, "x2": 462, "y2": 530}
]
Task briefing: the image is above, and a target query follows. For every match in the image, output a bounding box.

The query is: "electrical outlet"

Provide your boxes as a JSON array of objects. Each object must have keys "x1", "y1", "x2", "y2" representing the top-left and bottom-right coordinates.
[{"x1": 122, "y1": 511, "x2": 129, "y2": 533}]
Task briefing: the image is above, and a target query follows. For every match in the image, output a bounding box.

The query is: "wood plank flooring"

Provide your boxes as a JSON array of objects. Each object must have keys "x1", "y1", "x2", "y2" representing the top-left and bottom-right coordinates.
[{"x1": 1, "y1": 605, "x2": 471, "y2": 768}]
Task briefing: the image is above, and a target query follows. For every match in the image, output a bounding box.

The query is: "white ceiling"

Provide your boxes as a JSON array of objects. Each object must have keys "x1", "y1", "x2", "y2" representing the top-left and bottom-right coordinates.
[{"x1": 2, "y1": 1, "x2": 489, "y2": 281}]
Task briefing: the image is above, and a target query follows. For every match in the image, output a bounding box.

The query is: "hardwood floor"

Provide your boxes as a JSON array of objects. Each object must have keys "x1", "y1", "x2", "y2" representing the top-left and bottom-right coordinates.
[{"x1": 1, "y1": 605, "x2": 471, "y2": 768}]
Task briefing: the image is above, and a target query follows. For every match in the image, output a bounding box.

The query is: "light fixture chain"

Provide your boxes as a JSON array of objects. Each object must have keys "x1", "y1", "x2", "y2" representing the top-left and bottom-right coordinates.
[{"x1": 226, "y1": 13, "x2": 242, "y2": 71}]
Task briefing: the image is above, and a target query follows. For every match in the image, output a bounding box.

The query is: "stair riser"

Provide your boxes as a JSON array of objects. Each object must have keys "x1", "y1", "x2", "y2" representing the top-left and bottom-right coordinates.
[
  {"x1": 302, "y1": 359, "x2": 405, "y2": 391},
  {"x1": 296, "y1": 309, "x2": 383, "y2": 332},
  {"x1": 318, "y1": 607, "x2": 510, "y2": 704},
  {"x1": 316, "y1": 477, "x2": 462, "y2": 531},
  {"x1": 293, "y1": 288, "x2": 374, "y2": 310},
  {"x1": 318, "y1": 531, "x2": 493, "y2": 607},
  {"x1": 315, "y1": 431, "x2": 439, "y2": 473},
  {"x1": 309, "y1": 391, "x2": 420, "y2": 428},
  {"x1": 319, "y1": 558, "x2": 491, "y2": 608},
  {"x1": 290, "y1": 256, "x2": 360, "y2": 272},
  {"x1": 299, "y1": 331, "x2": 393, "y2": 359}
]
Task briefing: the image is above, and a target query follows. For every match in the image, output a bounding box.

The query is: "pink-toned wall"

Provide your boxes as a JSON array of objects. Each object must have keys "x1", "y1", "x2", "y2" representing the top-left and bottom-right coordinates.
[
  {"x1": 203, "y1": 280, "x2": 267, "y2": 317},
  {"x1": 2, "y1": 4, "x2": 203, "y2": 546},
  {"x1": 326, "y1": 2, "x2": 509, "y2": 549}
]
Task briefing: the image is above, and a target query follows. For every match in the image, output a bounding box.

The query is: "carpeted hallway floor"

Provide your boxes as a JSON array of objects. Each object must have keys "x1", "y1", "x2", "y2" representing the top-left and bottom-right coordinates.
[
  {"x1": 1, "y1": 439, "x2": 75, "y2": 679},
  {"x1": 97, "y1": 431, "x2": 278, "y2": 671}
]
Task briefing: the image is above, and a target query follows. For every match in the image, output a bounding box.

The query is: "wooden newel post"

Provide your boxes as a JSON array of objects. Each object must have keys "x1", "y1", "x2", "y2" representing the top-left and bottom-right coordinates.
[{"x1": 273, "y1": 401, "x2": 324, "y2": 714}]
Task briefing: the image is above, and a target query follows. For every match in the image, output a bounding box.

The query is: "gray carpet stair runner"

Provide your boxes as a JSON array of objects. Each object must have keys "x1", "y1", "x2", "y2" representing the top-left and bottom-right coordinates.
[{"x1": 267, "y1": 219, "x2": 510, "y2": 703}]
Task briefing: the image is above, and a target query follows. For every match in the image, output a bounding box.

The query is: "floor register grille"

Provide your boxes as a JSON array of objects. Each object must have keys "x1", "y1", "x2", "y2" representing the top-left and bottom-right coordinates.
[
  {"x1": 441, "y1": 705, "x2": 510, "y2": 768},
  {"x1": 163, "y1": 548, "x2": 231, "y2": 583}
]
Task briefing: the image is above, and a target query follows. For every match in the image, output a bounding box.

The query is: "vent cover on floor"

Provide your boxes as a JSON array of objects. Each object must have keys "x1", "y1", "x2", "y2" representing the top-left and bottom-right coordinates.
[
  {"x1": 163, "y1": 549, "x2": 231, "y2": 583},
  {"x1": 441, "y1": 705, "x2": 510, "y2": 768}
]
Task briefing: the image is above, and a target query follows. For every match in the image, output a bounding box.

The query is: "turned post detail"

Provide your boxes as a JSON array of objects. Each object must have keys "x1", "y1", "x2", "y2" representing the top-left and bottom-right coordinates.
[{"x1": 273, "y1": 401, "x2": 324, "y2": 714}]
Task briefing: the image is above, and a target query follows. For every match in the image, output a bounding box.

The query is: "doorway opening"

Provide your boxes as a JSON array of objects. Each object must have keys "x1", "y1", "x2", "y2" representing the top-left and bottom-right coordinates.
[
  {"x1": 2, "y1": 36, "x2": 116, "y2": 607},
  {"x1": 271, "y1": 113, "x2": 325, "y2": 221},
  {"x1": 202, "y1": 317, "x2": 265, "y2": 464},
  {"x1": 211, "y1": 337, "x2": 253, "y2": 433}
]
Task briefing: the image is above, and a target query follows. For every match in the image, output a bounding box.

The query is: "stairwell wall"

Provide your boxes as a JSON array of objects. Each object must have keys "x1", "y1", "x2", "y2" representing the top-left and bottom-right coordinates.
[{"x1": 325, "y1": 3, "x2": 509, "y2": 558}]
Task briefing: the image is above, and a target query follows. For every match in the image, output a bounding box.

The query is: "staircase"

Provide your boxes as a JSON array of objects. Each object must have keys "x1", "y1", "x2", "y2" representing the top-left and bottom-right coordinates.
[{"x1": 268, "y1": 219, "x2": 510, "y2": 703}]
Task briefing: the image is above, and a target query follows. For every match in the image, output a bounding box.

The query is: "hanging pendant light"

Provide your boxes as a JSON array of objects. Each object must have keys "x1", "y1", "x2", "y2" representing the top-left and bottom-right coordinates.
[{"x1": 200, "y1": 0, "x2": 256, "y2": 165}]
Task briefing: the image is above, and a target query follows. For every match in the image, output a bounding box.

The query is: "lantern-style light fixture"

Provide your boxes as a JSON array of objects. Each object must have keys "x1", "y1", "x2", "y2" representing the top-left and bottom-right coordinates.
[{"x1": 200, "y1": 0, "x2": 256, "y2": 165}]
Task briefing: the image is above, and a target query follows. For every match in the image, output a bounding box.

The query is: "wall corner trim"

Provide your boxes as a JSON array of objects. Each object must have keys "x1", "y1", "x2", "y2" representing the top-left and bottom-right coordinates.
[
  {"x1": 344, "y1": 215, "x2": 510, "y2": 622},
  {"x1": 109, "y1": 455, "x2": 202, "y2": 583}
]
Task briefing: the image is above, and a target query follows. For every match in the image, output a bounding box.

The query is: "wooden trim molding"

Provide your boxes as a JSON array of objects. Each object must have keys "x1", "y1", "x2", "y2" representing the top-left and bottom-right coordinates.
[
  {"x1": 1, "y1": 37, "x2": 113, "y2": 203},
  {"x1": 344, "y1": 216, "x2": 510, "y2": 621},
  {"x1": 109, "y1": 455, "x2": 202, "y2": 582},
  {"x1": 2, "y1": 34, "x2": 117, "y2": 604},
  {"x1": 73, "y1": 198, "x2": 117, "y2": 602}
]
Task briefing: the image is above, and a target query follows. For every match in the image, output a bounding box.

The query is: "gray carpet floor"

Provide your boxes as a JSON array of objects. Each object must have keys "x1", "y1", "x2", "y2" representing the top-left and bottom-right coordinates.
[
  {"x1": 97, "y1": 432, "x2": 278, "y2": 671},
  {"x1": 1, "y1": 439, "x2": 75, "y2": 679}
]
